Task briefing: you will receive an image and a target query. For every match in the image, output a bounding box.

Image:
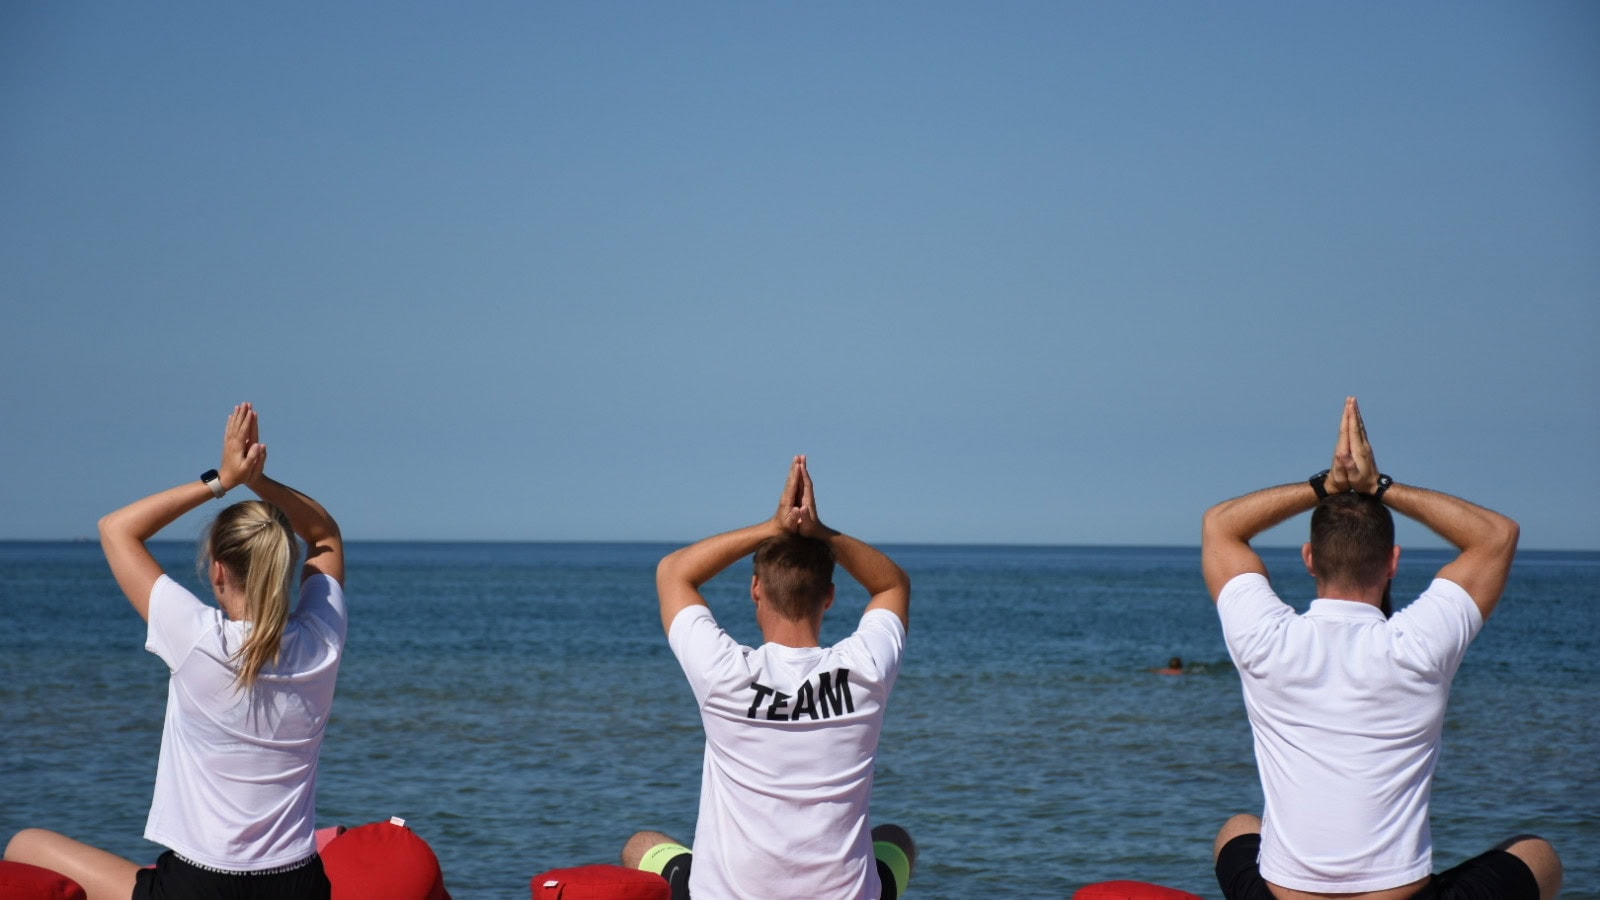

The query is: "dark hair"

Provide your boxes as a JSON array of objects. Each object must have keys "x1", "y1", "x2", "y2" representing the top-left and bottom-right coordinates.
[
  {"x1": 753, "y1": 533, "x2": 835, "y2": 621},
  {"x1": 1309, "y1": 492, "x2": 1395, "y2": 590}
]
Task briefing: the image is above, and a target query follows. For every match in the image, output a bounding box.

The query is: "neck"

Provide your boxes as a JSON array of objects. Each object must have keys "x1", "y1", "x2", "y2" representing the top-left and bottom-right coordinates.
[
  {"x1": 760, "y1": 617, "x2": 823, "y2": 648},
  {"x1": 1317, "y1": 582, "x2": 1385, "y2": 607}
]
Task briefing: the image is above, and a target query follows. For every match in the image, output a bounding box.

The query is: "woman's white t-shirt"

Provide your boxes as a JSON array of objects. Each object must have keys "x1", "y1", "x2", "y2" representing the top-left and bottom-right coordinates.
[{"x1": 143, "y1": 573, "x2": 346, "y2": 871}]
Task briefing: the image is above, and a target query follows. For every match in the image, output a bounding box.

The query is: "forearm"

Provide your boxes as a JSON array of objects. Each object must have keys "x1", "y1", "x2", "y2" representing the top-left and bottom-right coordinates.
[
  {"x1": 99, "y1": 479, "x2": 218, "y2": 617},
  {"x1": 1382, "y1": 483, "x2": 1517, "y2": 556},
  {"x1": 819, "y1": 528, "x2": 908, "y2": 599},
  {"x1": 248, "y1": 475, "x2": 340, "y2": 544},
  {"x1": 1201, "y1": 482, "x2": 1317, "y2": 600},
  {"x1": 658, "y1": 520, "x2": 783, "y2": 589},
  {"x1": 98, "y1": 481, "x2": 216, "y2": 546},
  {"x1": 1382, "y1": 482, "x2": 1518, "y2": 617},
  {"x1": 1202, "y1": 482, "x2": 1318, "y2": 547}
]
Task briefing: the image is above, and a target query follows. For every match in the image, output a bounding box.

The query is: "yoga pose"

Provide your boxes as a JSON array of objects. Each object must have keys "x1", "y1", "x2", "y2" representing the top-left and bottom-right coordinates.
[
  {"x1": 622, "y1": 455, "x2": 916, "y2": 900},
  {"x1": 1202, "y1": 397, "x2": 1562, "y2": 900},
  {"x1": 5, "y1": 403, "x2": 347, "y2": 900}
]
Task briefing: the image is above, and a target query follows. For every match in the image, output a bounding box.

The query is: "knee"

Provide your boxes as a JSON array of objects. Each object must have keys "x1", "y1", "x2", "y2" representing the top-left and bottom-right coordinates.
[
  {"x1": 872, "y1": 823, "x2": 917, "y2": 872},
  {"x1": 620, "y1": 831, "x2": 675, "y2": 869},
  {"x1": 4, "y1": 828, "x2": 51, "y2": 862},
  {"x1": 1497, "y1": 835, "x2": 1562, "y2": 900},
  {"x1": 1213, "y1": 814, "x2": 1261, "y2": 861}
]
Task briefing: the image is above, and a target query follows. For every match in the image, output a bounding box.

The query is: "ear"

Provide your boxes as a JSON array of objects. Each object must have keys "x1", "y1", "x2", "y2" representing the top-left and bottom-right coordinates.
[
  {"x1": 211, "y1": 560, "x2": 229, "y2": 597},
  {"x1": 822, "y1": 583, "x2": 836, "y2": 612},
  {"x1": 1387, "y1": 545, "x2": 1401, "y2": 581},
  {"x1": 750, "y1": 575, "x2": 761, "y2": 605},
  {"x1": 1301, "y1": 542, "x2": 1315, "y2": 577}
]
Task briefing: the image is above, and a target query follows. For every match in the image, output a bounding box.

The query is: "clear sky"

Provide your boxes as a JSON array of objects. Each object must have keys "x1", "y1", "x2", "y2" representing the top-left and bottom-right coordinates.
[{"x1": 3, "y1": 2, "x2": 1596, "y2": 549}]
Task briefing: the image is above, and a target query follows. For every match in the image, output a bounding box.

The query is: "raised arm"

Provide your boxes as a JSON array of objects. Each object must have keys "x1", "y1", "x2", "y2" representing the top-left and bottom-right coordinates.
[
  {"x1": 788, "y1": 456, "x2": 910, "y2": 628},
  {"x1": 1381, "y1": 483, "x2": 1518, "y2": 620},
  {"x1": 1201, "y1": 483, "x2": 1316, "y2": 601},
  {"x1": 220, "y1": 404, "x2": 341, "y2": 585},
  {"x1": 653, "y1": 458, "x2": 803, "y2": 633},
  {"x1": 1201, "y1": 397, "x2": 1378, "y2": 601},
  {"x1": 99, "y1": 403, "x2": 266, "y2": 619},
  {"x1": 656, "y1": 520, "x2": 783, "y2": 634},
  {"x1": 248, "y1": 474, "x2": 344, "y2": 586},
  {"x1": 1331, "y1": 397, "x2": 1519, "y2": 618}
]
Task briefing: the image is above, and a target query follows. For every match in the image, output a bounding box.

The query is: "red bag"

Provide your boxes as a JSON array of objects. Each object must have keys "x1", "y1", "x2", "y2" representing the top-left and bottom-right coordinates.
[
  {"x1": 0, "y1": 860, "x2": 87, "y2": 900},
  {"x1": 321, "y1": 819, "x2": 451, "y2": 900},
  {"x1": 1075, "y1": 880, "x2": 1205, "y2": 900},
  {"x1": 531, "y1": 864, "x2": 670, "y2": 900}
]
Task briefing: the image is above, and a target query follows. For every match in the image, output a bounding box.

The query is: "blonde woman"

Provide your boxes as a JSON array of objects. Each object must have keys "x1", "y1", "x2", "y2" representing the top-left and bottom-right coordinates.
[{"x1": 5, "y1": 403, "x2": 347, "y2": 900}]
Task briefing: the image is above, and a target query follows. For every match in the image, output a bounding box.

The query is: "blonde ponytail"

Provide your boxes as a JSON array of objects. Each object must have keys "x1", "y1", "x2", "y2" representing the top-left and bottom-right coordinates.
[{"x1": 202, "y1": 500, "x2": 298, "y2": 689}]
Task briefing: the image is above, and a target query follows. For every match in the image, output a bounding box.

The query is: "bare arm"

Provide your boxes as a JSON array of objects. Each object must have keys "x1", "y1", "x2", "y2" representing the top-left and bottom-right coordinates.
[
  {"x1": 1332, "y1": 397, "x2": 1519, "y2": 617},
  {"x1": 1381, "y1": 483, "x2": 1518, "y2": 620},
  {"x1": 1201, "y1": 483, "x2": 1316, "y2": 601},
  {"x1": 99, "y1": 482, "x2": 217, "y2": 620},
  {"x1": 99, "y1": 404, "x2": 266, "y2": 619},
  {"x1": 229, "y1": 402, "x2": 344, "y2": 585},
  {"x1": 1203, "y1": 396, "x2": 1387, "y2": 601},
  {"x1": 655, "y1": 519, "x2": 783, "y2": 634},
  {"x1": 655, "y1": 457, "x2": 809, "y2": 633},
  {"x1": 788, "y1": 457, "x2": 910, "y2": 628},
  {"x1": 248, "y1": 475, "x2": 344, "y2": 586}
]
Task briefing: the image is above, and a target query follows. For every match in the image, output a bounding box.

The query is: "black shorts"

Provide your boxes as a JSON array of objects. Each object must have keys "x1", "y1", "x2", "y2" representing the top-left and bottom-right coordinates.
[
  {"x1": 1215, "y1": 834, "x2": 1540, "y2": 900},
  {"x1": 654, "y1": 852, "x2": 899, "y2": 900},
  {"x1": 132, "y1": 850, "x2": 330, "y2": 900}
]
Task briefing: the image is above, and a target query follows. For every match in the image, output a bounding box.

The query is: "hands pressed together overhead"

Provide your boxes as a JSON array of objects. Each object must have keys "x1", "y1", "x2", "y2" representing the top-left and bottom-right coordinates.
[
  {"x1": 774, "y1": 455, "x2": 827, "y2": 539},
  {"x1": 1326, "y1": 396, "x2": 1380, "y2": 496},
  {"x1": 219, "y1": 403, "x2": 267, "y2": 492}
]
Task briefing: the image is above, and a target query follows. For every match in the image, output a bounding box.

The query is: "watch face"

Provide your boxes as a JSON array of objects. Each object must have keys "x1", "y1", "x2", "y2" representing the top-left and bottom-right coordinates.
[{"x1": 201, "y1": 469, "x2": 220, "y2": 482}]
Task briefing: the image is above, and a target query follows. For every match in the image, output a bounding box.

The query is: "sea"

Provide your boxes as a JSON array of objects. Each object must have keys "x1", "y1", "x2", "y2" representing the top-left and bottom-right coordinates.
[{"x1": 2, "y1": 541, "x2": 1595, "y2": 899}]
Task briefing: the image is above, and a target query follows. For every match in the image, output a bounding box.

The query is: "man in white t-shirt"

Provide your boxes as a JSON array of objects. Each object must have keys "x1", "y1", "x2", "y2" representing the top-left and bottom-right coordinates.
[
  {"x1": 1201, "y1": 397, "x2": 1562, "y2": 900},
  {"x1": 622, "y1": 455, "x2": 916, "y2": 900}
]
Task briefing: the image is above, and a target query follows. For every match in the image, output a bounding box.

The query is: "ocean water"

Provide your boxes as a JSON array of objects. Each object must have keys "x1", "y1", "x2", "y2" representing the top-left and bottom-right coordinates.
[{"x1": 2, "y1": 541, "x2": 1595, "y2": 899}]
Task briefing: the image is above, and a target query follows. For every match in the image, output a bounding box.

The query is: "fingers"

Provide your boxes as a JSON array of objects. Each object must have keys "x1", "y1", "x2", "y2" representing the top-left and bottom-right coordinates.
[{"x1": 776, "y1": 455, "x2": 805, "y2": 530}]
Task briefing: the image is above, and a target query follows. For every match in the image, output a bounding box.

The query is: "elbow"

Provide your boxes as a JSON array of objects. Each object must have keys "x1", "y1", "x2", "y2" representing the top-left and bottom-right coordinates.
[
  {"x1": 1201, "y1": 504, "x2": 1229, "y2": 546},
  {"x1": 1494, "y1": 516, "x2": 1521, "y2": 558},
  {"x1": 655, "y1": 551, "x2": 690, "y2": 591},
  {"x1": 96, "y1": 511, "x2": 121, "y2": 544}
]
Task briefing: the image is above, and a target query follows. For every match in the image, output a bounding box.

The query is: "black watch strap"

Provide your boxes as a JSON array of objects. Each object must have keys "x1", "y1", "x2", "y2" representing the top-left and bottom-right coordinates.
[{"x1": 1309, "y1": 469, "x2": 1331, "y2": 500}]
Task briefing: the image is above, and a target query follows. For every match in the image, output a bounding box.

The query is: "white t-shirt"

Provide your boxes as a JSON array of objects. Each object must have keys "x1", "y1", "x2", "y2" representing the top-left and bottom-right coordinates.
[
  {"x1": 669, "y1": 605, "x2": 906, "y2": 900},
  {"x1": 144, "y1": 573, "x2": 347, "y2": 871},
  {"x1": 1218, "y1": 573, "x2": 1482, "y2": 893}
]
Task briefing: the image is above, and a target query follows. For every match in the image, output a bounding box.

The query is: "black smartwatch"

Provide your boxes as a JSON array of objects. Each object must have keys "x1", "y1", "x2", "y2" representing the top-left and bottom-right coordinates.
[
  {"x1": 1374, "y1": 473, "x2": 1394, "y2": 500},
  {"x1": 1309, "y1": 469, "x2": 1331, "y2": 500},
  {"x1": 201, "y1": 469, "x2": 226, "y2": 499}
]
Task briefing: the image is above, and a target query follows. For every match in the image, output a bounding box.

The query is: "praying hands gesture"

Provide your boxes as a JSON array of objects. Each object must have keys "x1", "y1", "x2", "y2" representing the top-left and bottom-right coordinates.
[
  {"x1": 1325, "y1": 396, "x2": 1380, "y2": 495},
  {"x1": 219, "y1": 403, "x2": 268, "y2": 492},
  {"x1": 774, "y1": 455, "x2": 828, "y2": 539}
]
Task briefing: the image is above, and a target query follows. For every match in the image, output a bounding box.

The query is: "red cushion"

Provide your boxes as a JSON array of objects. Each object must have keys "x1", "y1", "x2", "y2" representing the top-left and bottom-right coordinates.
[
  {"x1": 532, "y1": 864, "x2": 670, "y2": 900},
  {"x1": 320, "y1": 820, "x2": 451, "y2": 900},
  {"x1": 1074, "y1": 880, "x2": 1205, "y2": 900},
  {"x1": 0, "y1": 861, "x2": 88, "y2": 900}
]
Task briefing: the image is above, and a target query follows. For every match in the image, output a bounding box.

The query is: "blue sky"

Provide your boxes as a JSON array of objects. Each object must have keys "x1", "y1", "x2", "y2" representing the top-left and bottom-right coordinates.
[{"x1": 3, "y1": 2, "x2": 1596, "y2": 549}]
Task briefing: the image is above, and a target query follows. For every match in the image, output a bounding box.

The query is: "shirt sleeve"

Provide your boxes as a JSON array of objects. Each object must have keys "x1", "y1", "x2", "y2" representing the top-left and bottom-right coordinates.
[
  {"x1": 145, "y1": 575, "x2": 219, "y2": 670},
  {"x1": 1216, "y1": 572, "x2": 1294, "y2": 673},
  {"x1": 293, "y1": 574, "x2": 349, "y2": 644},
  {"x1": 1389, "y1": 577, "x2": 1483, "y2": 676},
  {"x1": 667, "y1": 605, "x2": 750, "y2": 706},
  {"x1": 851, "y1": 608, "x2": 907, "y2": 687}
]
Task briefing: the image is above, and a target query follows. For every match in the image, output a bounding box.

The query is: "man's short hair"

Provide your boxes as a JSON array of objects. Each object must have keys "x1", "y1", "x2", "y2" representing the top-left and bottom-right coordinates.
[
  {"x1": 753, "y1": 534, "x2": 836, "y2": 621},
  {"x1": 1309, "y1": 492, "x2": 1396, "y2": 590}
]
